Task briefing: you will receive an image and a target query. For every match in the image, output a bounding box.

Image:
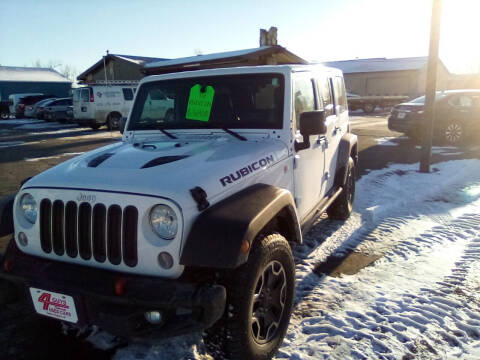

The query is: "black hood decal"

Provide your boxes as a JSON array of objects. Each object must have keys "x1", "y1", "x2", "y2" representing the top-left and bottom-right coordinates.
[
  {"x1": 88, "y1": 153, "x2": 114, "y2": 168},
  {"x1": 141, "y1": 155, "x2": 189, "y2": 169}
]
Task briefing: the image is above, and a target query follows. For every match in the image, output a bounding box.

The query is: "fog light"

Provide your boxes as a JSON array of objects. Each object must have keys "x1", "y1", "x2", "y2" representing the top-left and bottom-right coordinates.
[
  {"x1": 145, "y1": 310, "x2": 163, "y2": 324},
  {"x1": 157, "y1": 252, "x2": 174, "y2": 269},
  {"x1": 18, "y1": 232, "x2": 28, "y2": 247}
]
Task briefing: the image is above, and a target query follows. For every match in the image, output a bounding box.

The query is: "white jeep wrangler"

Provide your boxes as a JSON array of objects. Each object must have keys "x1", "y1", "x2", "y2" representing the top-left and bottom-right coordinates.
[{"x1": 0, "y1": 65, "x2": 357, "y2": 360}]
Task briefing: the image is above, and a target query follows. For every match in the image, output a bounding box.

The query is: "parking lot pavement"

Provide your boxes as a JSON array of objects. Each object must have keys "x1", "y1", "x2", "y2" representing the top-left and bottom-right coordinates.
[{"x1": 0, "y1": 118, "x2": 121, "y2": 197}]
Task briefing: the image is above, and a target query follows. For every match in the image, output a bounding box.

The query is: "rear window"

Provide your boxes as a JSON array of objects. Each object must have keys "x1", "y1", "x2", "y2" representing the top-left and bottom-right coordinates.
[{"x1": 81, "y1": 88, "x2": 90, "y2": 102}]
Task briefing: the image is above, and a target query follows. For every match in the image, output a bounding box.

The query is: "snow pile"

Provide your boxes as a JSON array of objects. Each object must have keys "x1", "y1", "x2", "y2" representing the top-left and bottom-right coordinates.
[{"x1": 91, "y1": 159, "x2": 480, "y2": 360}]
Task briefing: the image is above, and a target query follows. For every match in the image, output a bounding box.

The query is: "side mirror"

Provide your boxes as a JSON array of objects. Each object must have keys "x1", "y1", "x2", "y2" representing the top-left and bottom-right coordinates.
[
  {"x1": 119, "y1": 117, "x2": 127, "y2": 134},
  {"x1": 295, "y1": 110, "x2": 327, "y2": 151}
]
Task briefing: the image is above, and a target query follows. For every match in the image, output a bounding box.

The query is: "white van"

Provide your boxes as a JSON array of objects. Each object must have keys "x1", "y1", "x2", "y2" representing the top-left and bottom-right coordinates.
[
  {"x1": 73, "y1": 82, "x2": 145, "y2": 130},
  {"x1": 8, "y1": 93, "x2": 43, "y2": 115}
]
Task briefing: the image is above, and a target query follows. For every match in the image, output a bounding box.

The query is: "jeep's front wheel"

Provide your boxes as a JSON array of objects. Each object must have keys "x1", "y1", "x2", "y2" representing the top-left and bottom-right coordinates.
[
  {"x1": 204, "y1": 233, "x2": 295, "y2": 360},
  {"x1": 327, "y1": 157, "x2": 355, "y2": 220}
]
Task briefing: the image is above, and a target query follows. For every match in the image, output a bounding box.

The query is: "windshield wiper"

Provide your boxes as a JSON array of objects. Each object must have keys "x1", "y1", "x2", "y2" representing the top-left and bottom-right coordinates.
[
  {"x1": 159, "y1": 128, "x2": 177, "y2": 139},
  {"x1": 221, "y1": 127, "x2": 247, "y2": 141}
]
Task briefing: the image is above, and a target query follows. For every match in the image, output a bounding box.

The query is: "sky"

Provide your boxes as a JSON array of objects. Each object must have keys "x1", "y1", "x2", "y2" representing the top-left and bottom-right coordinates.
[{"x1": 0, "y1": 0, "x2": 479, "y2": 79}]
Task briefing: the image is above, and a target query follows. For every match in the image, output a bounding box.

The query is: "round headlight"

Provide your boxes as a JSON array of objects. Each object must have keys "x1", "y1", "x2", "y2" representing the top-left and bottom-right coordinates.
[
  {"x1": 20, "y1": 193, "x2": 37, "y2": 224},
  {"x1": 149, "y1": 205, "x2": 178, "y2": 240}
]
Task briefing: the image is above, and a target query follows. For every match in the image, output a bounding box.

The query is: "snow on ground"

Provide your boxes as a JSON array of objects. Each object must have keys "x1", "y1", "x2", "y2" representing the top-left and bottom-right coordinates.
[
  {"x1": 374, "y1": 137, "x2": 398, "y2": 146},
  {"x1": 90, "y1": 159, "x2": 480, "y2": 360}
]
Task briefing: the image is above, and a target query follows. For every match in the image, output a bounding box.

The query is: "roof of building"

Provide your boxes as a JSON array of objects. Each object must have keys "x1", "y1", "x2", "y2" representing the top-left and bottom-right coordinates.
[
  {"x1": 143, "y1": 45, "x2": 308, "y2": 75},
  {"x1": 0, "y1": 66, "x2": 71, "y2": 83},
  {"x1": 322, "y1": 57, "x2": 434, "y2": 74},
  {"x1": 77, "y1": 54, "x2": 169, "y2": 81}
]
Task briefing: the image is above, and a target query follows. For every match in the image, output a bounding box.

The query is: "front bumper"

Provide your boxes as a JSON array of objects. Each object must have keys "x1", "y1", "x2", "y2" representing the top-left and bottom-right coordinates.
[{"x1": 0, "y1": 240, "x2": 226, "y2": 339}]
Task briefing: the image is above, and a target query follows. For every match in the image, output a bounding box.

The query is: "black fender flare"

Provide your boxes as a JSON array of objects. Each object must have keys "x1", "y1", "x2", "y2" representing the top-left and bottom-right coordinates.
[
  {"x1": 180, "y1": 184, "x2": 301, "y2": 269},
  {"x1": 0, "y1": 193, "x2": 16, "y2": 238},
  {"x1": 334, "y1": 133, "x2": 358, "y2": 187}
]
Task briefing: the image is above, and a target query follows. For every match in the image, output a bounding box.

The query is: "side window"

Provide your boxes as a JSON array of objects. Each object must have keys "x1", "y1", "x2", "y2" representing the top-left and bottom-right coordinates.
[
  {"x1": 293, "y1": 77, "x2": 316, "y2": 128},
  {"x1": 320, "y1": 78, "x2": 334, "y2": 117},
  {"x1": 458, "y1": 95, "x2": 472, "y2": 108},
  {"x1": 122, "y1": 88, "x2": 134, "y2": 101},
  {"x1": 333, "y1": 76, "x2": 348, "y2": 113}
]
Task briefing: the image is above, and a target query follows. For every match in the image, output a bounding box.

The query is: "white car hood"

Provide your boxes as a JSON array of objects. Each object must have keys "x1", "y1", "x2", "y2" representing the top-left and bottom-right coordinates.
[{"x1": 23, "y1": 135, "x2": 289, "y2": 209}]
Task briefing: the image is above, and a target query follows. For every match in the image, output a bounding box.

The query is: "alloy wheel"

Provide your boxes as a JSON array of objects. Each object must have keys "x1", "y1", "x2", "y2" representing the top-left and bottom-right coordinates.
[
  {"x1": 445, "y1": 123, "x2": 463, "y2": 144},
  {"x1": 250, "y1": 260, "x2": 287, "y2": 345}
]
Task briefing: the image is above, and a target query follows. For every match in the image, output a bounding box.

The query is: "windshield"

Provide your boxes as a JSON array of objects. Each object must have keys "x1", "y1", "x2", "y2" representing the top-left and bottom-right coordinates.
[
  {"x1": 128, "y1": 74, "x2": 284, "y2": 131},
  {"x1": 410, "y1": 92, "x2": 447, "y2": 104}
]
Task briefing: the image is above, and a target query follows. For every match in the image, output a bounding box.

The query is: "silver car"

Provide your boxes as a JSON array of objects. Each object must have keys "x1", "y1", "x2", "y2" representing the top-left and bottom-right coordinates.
[{"x1": 24, "y1": 98, "x2": 57, "y2": 118}]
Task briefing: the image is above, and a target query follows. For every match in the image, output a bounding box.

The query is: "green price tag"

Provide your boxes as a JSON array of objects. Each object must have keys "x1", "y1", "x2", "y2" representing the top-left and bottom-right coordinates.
[{"x1": 186, "y1": 84, "x2": 215, "y2": 122}]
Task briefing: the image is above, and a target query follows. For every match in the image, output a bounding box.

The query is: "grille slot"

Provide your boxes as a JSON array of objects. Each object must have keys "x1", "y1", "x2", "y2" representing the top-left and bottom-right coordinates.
[
  {"x1": 39, "y1": 199, "x2": 138, "y2": 267},
  {"x1": 78, "y1": 202, "x2": 92, "y2": 260},
  {"x1": 122, "y1": 206, "x2": 138, "y2": 267},
  {"x1": 39, "y1": 199, "x2": 52, "y2": 253},
  {"x1": 65, "y1": 201, "x2": 78, "y2": 258},
  {"x1": 92, "y1": 204, "x2": 107, "y2": 263},
  {"x1": 107, "y1": 205, "x2": 122, "y2": 265},
  {"x1": 52, "y1": 200, "x2": 65, "y2": 256}
]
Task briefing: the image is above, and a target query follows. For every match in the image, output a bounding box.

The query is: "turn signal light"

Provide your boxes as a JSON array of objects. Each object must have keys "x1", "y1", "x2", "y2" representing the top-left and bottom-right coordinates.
[
  {"x1": 3, "y1": 258, "x2": 13, "y2": 273},
  {"x1": 114, "y1": 278, "x2": 127, "y2": 296}
]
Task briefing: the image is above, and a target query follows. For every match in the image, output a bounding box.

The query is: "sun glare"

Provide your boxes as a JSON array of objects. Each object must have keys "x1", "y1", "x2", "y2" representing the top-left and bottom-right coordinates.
[{"x1": 441, "y1": 0, "x2": 480, "y2": 73}]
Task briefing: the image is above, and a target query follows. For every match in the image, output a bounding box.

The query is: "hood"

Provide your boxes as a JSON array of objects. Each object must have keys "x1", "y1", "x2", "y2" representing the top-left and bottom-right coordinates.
[{"x1": 23, "y1": 135, "x2": 289, "y2": 209}]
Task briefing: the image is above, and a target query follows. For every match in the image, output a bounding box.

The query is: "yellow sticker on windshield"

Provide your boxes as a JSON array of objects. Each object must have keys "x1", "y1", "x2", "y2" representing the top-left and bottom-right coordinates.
[{"x1": 186, "y1": 84, "x2": 215, "y2": 122}]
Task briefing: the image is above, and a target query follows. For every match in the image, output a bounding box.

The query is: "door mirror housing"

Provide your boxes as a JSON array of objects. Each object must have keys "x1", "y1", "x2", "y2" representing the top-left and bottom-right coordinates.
[
  {"x1": 295, "y1": 110, "x2": 327, "y2": 151},
  {"x1": 119, "y1": 117, "x2": 127, "y2": 134}
]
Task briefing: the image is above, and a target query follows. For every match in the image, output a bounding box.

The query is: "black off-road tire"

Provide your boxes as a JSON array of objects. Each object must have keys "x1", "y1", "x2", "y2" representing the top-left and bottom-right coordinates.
[
  {"x1": 327, "y1": 157, "x2": 355, "y2": 220},
  {"x1": 107, "y1": 113, "x2": 121, "y2": 131},
  {"x1": 203, "y1": 233, "x2": 295, "y2": 360},
  {"x1": 363, "y1": 103, "x2": 375, "y2": 114},
  {"x1": 0, "y1": 111, "x2": 9, "y2": 120}
]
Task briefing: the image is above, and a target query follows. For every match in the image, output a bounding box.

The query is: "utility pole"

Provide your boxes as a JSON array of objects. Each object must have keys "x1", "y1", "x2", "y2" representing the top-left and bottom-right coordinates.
[{"x1": 420, "y1": 0, "x2": 443, "y2": 173}]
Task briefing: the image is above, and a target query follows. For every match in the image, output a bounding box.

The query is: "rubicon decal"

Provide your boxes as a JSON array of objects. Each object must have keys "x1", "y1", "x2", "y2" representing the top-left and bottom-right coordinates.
[{"x1": 220, "y1": 155, "x2": 274, "y2": 187}]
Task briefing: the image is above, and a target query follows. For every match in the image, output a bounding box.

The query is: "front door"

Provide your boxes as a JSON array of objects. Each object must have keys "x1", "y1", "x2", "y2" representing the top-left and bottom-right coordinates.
[{"x1": 293, "y1": 74, "x2": 326, "y2": 220}]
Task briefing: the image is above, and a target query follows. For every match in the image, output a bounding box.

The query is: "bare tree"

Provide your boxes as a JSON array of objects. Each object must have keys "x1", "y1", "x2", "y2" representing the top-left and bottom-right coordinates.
[{"x1": 32, "y1": 59, "x2": 78, "y2": 82}]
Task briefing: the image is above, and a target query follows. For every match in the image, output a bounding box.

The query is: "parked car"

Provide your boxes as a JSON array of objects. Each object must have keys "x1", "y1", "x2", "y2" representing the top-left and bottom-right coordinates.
[
  {"x1": 8, "y1": 93, "x2": 43, "y2": 116},
  {"x1": 36, "y1": 98, "x2": 59, "y2": 119},
  {"x1": 24, "y1": 97, "x2": 57, "y2": 118},
  {"x1": 73, "y1": 83, "x2": 139, "y2": 130},
  {"x1": 388, "y1": 90, "x2": 480, "y2": 144},
  {"x1": 347, "y1": 92, "x2": 408, "y2": 113},
  {"x1": 43, "y1": 98, "x2": 73, "y2": 123},
  {"x1": 0, "y1": 64, "x2": 357, "y2": 360}
]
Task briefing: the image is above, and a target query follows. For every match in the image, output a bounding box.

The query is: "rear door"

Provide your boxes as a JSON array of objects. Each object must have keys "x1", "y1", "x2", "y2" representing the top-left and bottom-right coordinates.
[
  {"x1": 293, "y1": 73, "x2": 327, "y2": 219},
  {"x1": 76, "y1": 87, "x2": 93, "y2": 119},
  {"x1": 318, "y1": 75, "x2": 347, "y2": 193}
]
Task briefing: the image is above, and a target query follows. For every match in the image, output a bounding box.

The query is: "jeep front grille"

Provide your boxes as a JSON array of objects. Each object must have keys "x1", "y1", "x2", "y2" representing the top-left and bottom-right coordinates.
[{"x1": 39, "y1": 199, "x2": 138, "y2": 267}]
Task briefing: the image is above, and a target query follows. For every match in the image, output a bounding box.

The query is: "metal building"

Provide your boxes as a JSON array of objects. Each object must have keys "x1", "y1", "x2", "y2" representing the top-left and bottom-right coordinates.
[
  {"x1": 323, "y1": 57, "x2": 450, "y2": 99},
  {"x1": 143, "y1": 46, "x2": 307, "y2": 75},
  {"x1": 0, "y1": 66, "x2": 71, "y2": 101}
]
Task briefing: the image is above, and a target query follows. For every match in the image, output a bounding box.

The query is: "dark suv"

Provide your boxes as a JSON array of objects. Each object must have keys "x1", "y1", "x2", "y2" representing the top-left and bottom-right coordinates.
[{"x1": 388, "y1": 90, "x2": 480, "y2": 144}]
